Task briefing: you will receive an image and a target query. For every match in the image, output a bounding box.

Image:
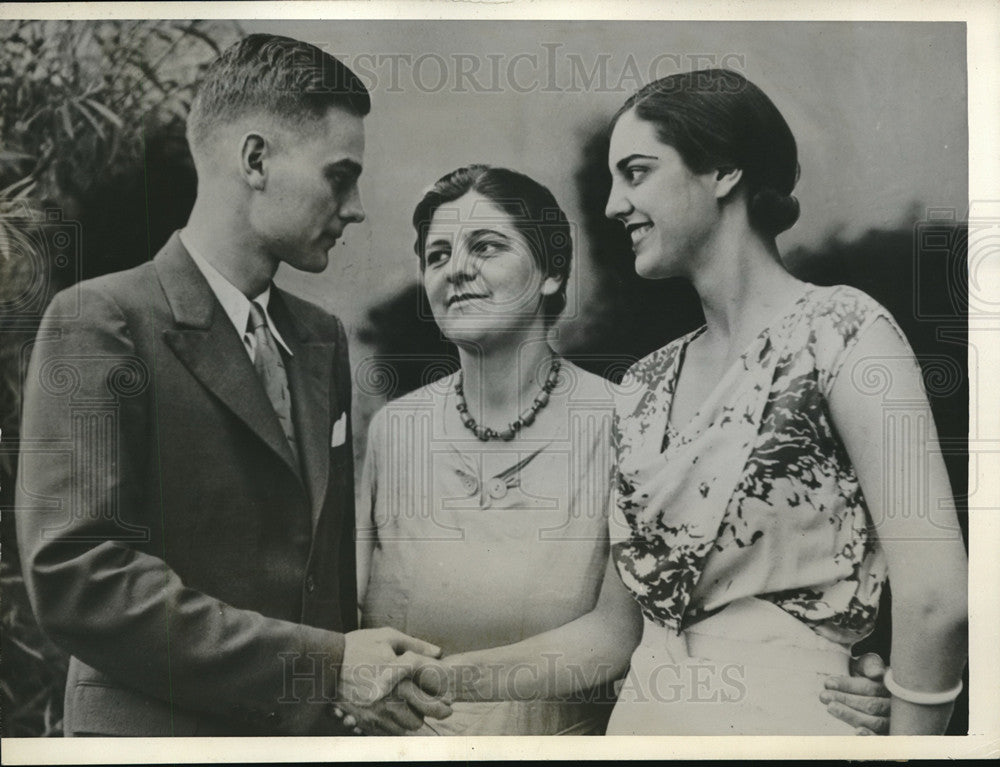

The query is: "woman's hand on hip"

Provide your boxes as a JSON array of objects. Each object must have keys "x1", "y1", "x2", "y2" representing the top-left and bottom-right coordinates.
[{"x1": 819, "y1": 652, "x2": 891, "y2": 734}]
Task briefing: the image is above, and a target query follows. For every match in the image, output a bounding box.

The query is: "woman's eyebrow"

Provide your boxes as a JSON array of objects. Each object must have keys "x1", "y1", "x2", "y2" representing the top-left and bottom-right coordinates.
[
  {"x1": 464, "y1": 228, "x2": 512, "y2": 242},
  {"x1": 424, "y1": 237, "x2": 452, "y2": 251},
  {"x1": 615, "y1": 153, "x2": 659, "y2": 172}
]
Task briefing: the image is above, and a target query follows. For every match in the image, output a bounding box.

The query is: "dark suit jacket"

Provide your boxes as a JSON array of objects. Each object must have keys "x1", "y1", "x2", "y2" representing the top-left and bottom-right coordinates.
[{"x1": 15, "y1": 234, "x2": 358, "y2": 736}]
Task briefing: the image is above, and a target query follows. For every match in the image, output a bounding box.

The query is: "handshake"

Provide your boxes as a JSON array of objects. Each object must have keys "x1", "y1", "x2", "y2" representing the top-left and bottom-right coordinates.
[{"x1": 329, "y1": 627, "x2": 454, "y2": 736}]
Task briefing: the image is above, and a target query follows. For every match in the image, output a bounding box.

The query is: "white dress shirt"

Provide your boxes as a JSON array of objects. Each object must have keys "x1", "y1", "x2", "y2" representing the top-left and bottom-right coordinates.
[{"x1": 180, "y1": 230, "x2": 293, "y2": 361}]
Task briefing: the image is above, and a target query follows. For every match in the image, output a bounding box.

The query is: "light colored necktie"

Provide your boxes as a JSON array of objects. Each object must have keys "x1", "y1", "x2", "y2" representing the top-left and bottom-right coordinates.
[{"x1": 247, "y1": 301, "x2": 299, "y2": 466}]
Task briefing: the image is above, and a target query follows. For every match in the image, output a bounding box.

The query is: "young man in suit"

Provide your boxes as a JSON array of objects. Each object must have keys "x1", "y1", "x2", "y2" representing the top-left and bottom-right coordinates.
[{"x1": 15, "y1": 34, "x2": 448, "y2": 737}]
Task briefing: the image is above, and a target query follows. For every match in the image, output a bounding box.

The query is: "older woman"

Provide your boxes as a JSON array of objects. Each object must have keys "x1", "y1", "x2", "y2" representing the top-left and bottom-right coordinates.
[
  {"x1": 356, "y1": 165, "x2": 618, "y2": 735},
  {"x1": 350, "y1": 163, "x2": 893, "y2": 736}
]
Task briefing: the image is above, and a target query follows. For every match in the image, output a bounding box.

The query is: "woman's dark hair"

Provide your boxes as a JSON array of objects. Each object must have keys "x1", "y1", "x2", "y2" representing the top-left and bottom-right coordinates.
[
  {"x1": 412, "y1": 164, "x2": 572, "y2": 322},
  {"x1": 612, "y1": 68, "x2": 800, "y2": 237}
]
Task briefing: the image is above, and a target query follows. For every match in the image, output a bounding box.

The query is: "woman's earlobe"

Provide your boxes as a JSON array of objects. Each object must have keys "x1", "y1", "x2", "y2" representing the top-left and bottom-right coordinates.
[
  {"x1": 714, "y1": 167, "x2": 743, "y2": 199},
  {"x1": 541, "y1": 274, "x2": 563, "y2": 297}
]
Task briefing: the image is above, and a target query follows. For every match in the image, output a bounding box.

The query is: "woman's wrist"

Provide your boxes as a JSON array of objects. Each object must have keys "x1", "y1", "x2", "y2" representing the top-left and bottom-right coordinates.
[
  {"x1": 883, "y1": 668, "x2": 963, "y2": 706},
  {"x1": 413, "y1": 654, "x2": 476, "y2": 702}
]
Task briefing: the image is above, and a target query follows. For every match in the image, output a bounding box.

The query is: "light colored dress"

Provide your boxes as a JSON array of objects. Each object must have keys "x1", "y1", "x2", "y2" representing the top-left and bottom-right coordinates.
[
  {"x1": 359, "y1": 361, "x2": 616, "y2": 735},
  {"x1": 606, "y1": 285, "x2": 901, "y2": 735}
]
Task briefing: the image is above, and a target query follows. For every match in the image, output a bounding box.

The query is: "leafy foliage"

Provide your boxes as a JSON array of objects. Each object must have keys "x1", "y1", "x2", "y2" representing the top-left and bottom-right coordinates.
[
  {"x1": 0, "y1": 19, "x2": 238, "y2": 737},
  {"x1": 0, "y1": 19, "x2": 234, "y2": 203}
]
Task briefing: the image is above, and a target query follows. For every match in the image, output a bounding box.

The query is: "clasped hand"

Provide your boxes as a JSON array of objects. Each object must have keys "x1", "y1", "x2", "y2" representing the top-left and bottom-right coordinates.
[
  {"x1": 334, "y1": 627, "x2": 453, "y2": 735},
  {"x1": 333, "y1": 631, "x2": 892, "y2": 736}
]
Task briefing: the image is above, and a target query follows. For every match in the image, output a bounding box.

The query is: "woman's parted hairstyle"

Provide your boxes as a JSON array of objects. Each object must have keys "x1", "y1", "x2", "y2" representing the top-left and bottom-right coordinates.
[
  {"x1": 412, "y1": 165, "x2": 573, "y2": 322},
  {"x1": 613, "y1": 68, "x2": 800, "y2": 237},
  {"x1": 187, "y1": 34, "x2": 371, "y2": 154}
]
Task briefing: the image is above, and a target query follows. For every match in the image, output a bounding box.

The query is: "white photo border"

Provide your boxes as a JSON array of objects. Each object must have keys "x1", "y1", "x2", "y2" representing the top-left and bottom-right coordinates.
[{"x1": 1, "y1": 0, "x2": 997, "y2": 762}]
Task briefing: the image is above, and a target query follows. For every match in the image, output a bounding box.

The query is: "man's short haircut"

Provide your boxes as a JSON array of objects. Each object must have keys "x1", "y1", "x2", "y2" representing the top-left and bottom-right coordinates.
[{"x1": 187, "y1": 33, "x2": 371, "y2": 153}]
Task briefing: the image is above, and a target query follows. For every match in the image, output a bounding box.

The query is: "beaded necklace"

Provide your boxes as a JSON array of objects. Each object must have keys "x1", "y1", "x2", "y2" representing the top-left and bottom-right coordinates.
[{"x1": 454, "y1": 358, "x2": 561, "y2": 441}]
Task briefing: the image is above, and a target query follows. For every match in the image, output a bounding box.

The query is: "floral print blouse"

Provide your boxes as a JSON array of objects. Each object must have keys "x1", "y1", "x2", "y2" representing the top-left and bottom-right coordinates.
[{"x1": 610, "y1": 285, "x2": 903, "y2": 646}]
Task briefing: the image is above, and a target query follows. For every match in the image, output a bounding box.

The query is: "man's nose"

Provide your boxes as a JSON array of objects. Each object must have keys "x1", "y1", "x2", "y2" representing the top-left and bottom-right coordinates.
[{"x1": 340, "y1": 185, "x2": 366, "y2": 224}]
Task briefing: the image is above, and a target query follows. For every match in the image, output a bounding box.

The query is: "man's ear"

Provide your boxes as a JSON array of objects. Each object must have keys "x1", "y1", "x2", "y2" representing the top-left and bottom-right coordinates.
[
  {"x1": 240, "y1": 133, "x2": 268, "y2": 191},
  {"x1": 713, "y1": 166, "x2": 742, "y2": 200}
]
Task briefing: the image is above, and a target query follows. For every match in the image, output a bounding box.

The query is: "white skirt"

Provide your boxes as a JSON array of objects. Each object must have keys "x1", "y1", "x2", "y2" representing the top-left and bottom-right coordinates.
[{"x1": 606, "y1": 597, "x2": 856, "y2": 735}]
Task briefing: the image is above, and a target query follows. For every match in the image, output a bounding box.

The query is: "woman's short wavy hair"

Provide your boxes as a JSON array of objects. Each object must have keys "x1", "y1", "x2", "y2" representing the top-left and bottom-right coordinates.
[
  {"x1": 412, "y1": 165, "x2": 573, "y2": 324},
  {"x1": 612, "y1": 68, "x2": 800, "y2": 237}
]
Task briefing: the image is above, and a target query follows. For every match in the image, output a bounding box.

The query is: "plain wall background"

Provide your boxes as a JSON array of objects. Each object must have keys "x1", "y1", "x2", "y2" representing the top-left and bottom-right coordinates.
[
  {"x1": 238, "y1": 20, "x2": 968, "y2": 454},
  {"x1": 242, "y1": 20, "x2": 967, "y2": 325}
]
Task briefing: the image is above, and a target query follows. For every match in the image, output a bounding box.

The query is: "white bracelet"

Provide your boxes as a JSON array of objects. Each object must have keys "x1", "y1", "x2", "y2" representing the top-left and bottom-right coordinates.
[{"x1": 884, "y1": 669, "x2": 963, "y2": 705}]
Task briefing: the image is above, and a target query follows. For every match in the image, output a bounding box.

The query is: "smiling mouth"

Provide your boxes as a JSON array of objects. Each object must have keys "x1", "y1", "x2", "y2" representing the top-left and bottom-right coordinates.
[
  {"x1": 625, "y1": 222, "x2": 653, "y2": 246},
  {"x1": 447, "y1": 293, "x2": 489, "y2": 307}
]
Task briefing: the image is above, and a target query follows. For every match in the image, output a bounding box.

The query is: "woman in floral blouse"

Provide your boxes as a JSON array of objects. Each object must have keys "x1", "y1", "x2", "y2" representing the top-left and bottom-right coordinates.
[{"x1": 593, "y1": 69, "x2": 967, "y2": 734}]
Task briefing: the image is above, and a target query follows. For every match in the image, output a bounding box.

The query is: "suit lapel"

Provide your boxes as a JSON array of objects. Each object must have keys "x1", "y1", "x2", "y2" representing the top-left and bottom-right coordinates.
[
  {"x1": 271, "y1": 291, "x2": 334, "y2": 528},
  {"x1": 154, "y1": 235, "x2": 302, "y2": 480}
]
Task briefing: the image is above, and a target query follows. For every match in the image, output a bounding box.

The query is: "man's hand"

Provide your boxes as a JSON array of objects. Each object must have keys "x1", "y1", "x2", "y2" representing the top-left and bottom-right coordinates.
[
  {"x1": 339, "y1": 627, "x2": 443, "y2": 705},
  {"x1": 820, "y1": 652, "x2": 891, "y2": 734},
  {"x1": 332, "y1": 678, "x2": 454, "y2": 736}
]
